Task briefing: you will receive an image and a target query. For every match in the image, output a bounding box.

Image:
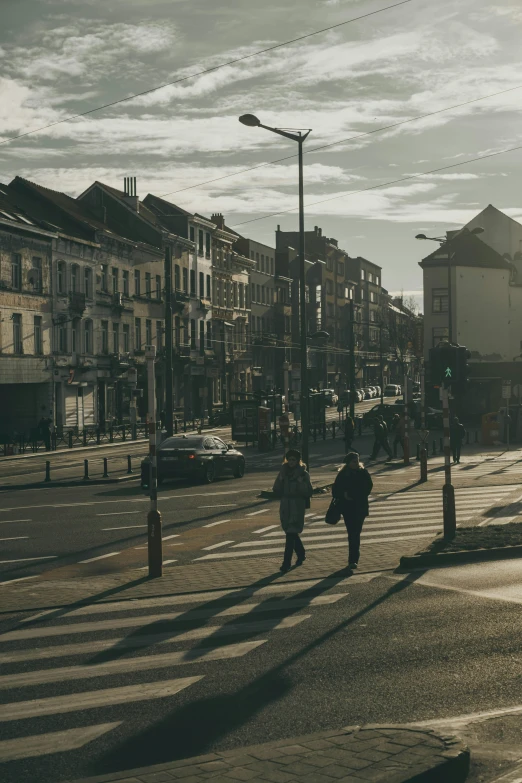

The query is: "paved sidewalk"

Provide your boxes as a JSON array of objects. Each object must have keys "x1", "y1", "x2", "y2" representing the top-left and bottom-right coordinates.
[{"x1": 63, "y1": 725, "x2": 469, "y2": 783}]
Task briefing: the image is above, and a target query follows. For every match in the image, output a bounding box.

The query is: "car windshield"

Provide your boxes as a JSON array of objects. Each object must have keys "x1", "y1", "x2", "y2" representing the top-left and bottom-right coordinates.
[{"x1": 160, "y1": 437, "x2": 204, "y2": 450}]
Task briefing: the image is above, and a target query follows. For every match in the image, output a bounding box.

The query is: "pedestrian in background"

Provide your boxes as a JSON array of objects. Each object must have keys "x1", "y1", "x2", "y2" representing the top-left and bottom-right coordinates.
[
  {"x1": 391, "y1": 412, "x2": 405, "y2": 458},
  {"x1": 450, "y1": 417, "x2": 466, "y2": 463},
  {"x1": 332, "y1": 452, "x2": 373, "y2": 570},
  {"x1": 370, "y1": 415, "x2": 392, "y2": 461},
  {"x1": 344, "y1": 414, "x2": 355, "y2": 450},
  {"x1": 272, "y1": 449, "x2": 313, "y2": 573}
]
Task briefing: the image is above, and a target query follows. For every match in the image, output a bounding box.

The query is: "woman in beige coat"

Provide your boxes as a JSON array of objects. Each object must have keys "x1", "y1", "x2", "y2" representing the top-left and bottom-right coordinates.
[{"x1": 272, "y1": 449, "x2": 313, "y2": 573}]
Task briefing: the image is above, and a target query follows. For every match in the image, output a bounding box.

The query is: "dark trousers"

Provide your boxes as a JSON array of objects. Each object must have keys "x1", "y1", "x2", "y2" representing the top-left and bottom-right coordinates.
[
  {"x1": 283, "y1": 532, "x2": 305, "y2": 566},
  {"x1": 343, "y1": 514, "x2": 365, "y2": 564},
  {"x1": 393, "y1": 434, "x2": 403, "y2": 457},
  {"x1": 371, "y1": 437, "x2": 392, "y2": 459},
  {"x1": 452, "y1": 443, "x2": 462, "y2": 462}
]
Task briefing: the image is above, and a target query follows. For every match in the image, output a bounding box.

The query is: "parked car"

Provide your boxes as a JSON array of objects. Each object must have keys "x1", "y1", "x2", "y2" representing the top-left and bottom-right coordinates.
[
  {"x1": 373, "y1": 385, "x2": 381, "y2": 397},
  {"x1": 140, "y1": 434, "x2": 245, "y2": 488},
  {"x1": 322, "y1": 389, "x2": 338, "y2": 406},
  {"x1": 384, "y1": 384, "x2": 400, "y2": 396},
  {"x1": 362, "y1": 387, "x2": 374, "y2": 399}
]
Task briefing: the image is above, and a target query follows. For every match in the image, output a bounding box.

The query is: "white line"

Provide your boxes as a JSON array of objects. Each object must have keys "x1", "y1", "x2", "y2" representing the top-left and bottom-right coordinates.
[
  {"x1": 102, "y1": 526, "x2": 145, "y2": 531},
  {"x1": 0, "y1": 677, "x2": 203, "y2": 722},
  {"x1": 0, "y1": 575, "x2": 38, "y2": 586},
  {"x1": 0, "y1": 617, "x2": 311, "y2": 664},
  {"x1": 203, "y1": 540, "x2": 234, "y2": 550},
  {"x1": 0, "y1": 556, "x2": 56, "y2": 563},
  {"x1": 0, "y1": 536, "x2": 28, "y2": 541},
  {"x1": 79, "y1": 551, "x2": 121, "y2": 564},
  {"x1": 163, "y1": 534, "x2": 179, "y2": 540},
  {"x1": 0, "y1": 723, "x2": 122, "y2": 762},
  {"x1": 305, "y1": 513, "x2": 315, "y2": 518},
  {"x1": 163, "y1": 559, "x2": 177, "y2": 565},
  {"x1": 203, "y1": 519, "x2": 230, "y2": 527},
  {"x1": 0, "y1": 640, "x2": 266, "y2": 690},
  {"x1": 198, "y1": 504, "x2": 238, "y2": 508},
  {"x1": 233, "y1": 526, "x2": 441, "y2": 547},
  {"x1": 254, "y1": 525, "x2": 278, "y2": 534},
  {"x1": 246, "y1": 508, "x2": 270, "y2": 517},
  {"x1": 96, "y1": 511, "x2": 141, "y2": 516},
  {"x1": 411, "y1": 703, "x2": 522, "y2": 730},
  {"x1": 0, "y1": 519, "x2": 32, "y2": 524},
  {"x1": 0, "y1": 595, "x2": 346, "y2": 641}
]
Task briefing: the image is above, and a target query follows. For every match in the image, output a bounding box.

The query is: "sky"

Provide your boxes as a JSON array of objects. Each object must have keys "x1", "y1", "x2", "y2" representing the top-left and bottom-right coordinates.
[{"x1": 1, "y1": 0, "x2": 522, "y2": 310}]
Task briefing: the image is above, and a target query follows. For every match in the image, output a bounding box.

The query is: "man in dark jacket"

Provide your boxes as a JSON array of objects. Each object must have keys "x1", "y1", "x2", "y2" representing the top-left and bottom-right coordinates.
[
  {"x1": 450, "y1": 417, "x2": 466, "y2": 463},
  {"x1": 370, "y1": 415, "x2": 392, "y2": 461},
  {"x1": 343, "y1": 415, "x2": 355, "y2": 450},
  {"x1": 332, "y1": 452, "x2": 373, "y2": 569}
]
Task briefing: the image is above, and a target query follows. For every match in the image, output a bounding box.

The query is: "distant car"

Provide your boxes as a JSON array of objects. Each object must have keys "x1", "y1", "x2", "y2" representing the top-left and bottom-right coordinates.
[
  {"x1": 362, "y1": 404, "x2": 398, "y2": 427},
  {"x1": 384, "y1": 384, "x2": 400, "y2": 396},
  {"x1": 322, "y1": 389, "x2": 338, "y2": 406},
  {"x1": 362, "y1": 387, "x2": 374, "y2": 399},
  {"x1": 140, "y1": 435, "x2": 245, "y2": 487},
  {"x1": 373, "y1": 385, "x2": 381, "y2": 397}
]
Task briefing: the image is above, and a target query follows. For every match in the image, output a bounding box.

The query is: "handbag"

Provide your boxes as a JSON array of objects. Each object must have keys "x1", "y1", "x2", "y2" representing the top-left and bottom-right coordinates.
[{"x1": 325, "y1": 498, "x2": 341, "y2": 525}]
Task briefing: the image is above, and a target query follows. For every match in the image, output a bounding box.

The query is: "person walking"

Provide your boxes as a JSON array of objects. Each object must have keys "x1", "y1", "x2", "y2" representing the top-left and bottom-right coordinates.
[
  {"x1": 343, "y1": 414, "x2": 355, "y2": 450},
  {"x1": 450, "y1": 417, "x2": 466, "y2": 463},
  {"x1": 391, "y1": 412, "x2": 406, "y2": 458},
  {"x1": 332, "y1": 452, "x2": 373, "y2": 570},
  {"x1": 272, "y1": 449, "x2": 313, "y2": 573},
  {"x1": 370, "y1": 415, "x2": 392, "y2": 461}
]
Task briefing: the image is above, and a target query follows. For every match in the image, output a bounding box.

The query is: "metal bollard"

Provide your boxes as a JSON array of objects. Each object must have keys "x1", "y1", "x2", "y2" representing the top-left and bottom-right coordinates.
[
  {"x1": 103, "y1": 457, "x2": 109, "y2": 478},
  {"x1": 109, "y1": 427, "x2": 114, "y2": 443},
  {"x1": 132, "y1": 424, "x2": 137, "y2": 440},
  {"x1": 44, "y1": 460, "x2": 51, "y2": 482},
  {"x1": 68, "y1": 431, "x2": 73, "y2": 448},
  {"x1": 127, "y1": 454, "x2": 133, "y2": 474},
  {"x1": 83, "y1": 459, "x2": 90, "y2": 480},
  {"x1": 420, "y1": 446, "x2": 428, "y2": 482},
  {"x1": 416, "y1": 443, "x2": 420, "y2": 460}
]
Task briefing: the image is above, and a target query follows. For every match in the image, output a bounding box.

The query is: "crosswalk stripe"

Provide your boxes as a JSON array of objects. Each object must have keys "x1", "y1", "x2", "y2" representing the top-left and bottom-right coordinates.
[
  {"x1": 254, "y1": 525, "x2": 278, "y2": 534},
  {"x1": 79, "y1": 552, "x2": 120, "y2": 564},
  {"x1": 0, "y1": 556, "x2": 56, "y2": 564},
  {"x1": 232, "y1": 526, "x2": 442, "y2": 548},
  {"x1": 0, "y1": 616, "x2": 311, "y2": 664},
  {"x1": 0, "y1": 722, "x2": 122, "y2": 762},
  {"x1": 1, "y1": 595, "x2": 345, "y2": 642},
  {"x1": 0, "y1": 677, "x2": 203, "y2": 722},
  {"x1": 300, "y1": 508, "x2": 489, "y2": 527},
  {"x1": 0, "y1": 640, "x2": 266, "y2": 690},
  {"x1": 246, "y1": 509, "x2": 269, "y2": 516},
  {"x1": 203, "y1": 540, "x2": 234, "y2": 550}
]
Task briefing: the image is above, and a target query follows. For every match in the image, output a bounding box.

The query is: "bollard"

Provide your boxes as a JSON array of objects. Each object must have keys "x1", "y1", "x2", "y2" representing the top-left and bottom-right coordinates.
[
  {"x1": 432, "y1": 440, "x2": 436, "y2": 455},
  {"x1": 132, "y1": 424, "x2": 137, "y2": 440},
  {"x1": 416, "y1": 443, "x2": 420, "y2": 460},
  {"x1": 122, "y1": 426, "x2": 126, "y2": 442},
  {"x1": 103, "y1": 457, "x2": 109, "y2": 478},
  {"x1": 174, "y1": 419, "x2": 178, "y2": 434},
  {"x1": 109, "y1": 427, "x2": 114, "y2": 443},
  {"x1": 420, "y1": 447, "x2": 428, "y2": 482},
  {"x1": 68, "y1": 431, "x2": 73, "y2": 449},
  {"x1": 96, "y1": 428, "x2": 101, "y2": 445},
  {"x1": 83, "y1": 430, "x2": 87, "y2": 446},
  {"x1": 127, "y1": 454, "x2": 133, "y2": 474},
  {"x1": 44, "y1": 460, "x2": 51, "y2": 482},
  {"x1": 83, "y1": 459, "x2": 90, "y2": 480}
]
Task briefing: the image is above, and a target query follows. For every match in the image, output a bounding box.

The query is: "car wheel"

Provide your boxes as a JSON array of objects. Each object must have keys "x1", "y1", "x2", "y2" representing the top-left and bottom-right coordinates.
[
  {"x1": 233, "y1": 458, "x2": 245, "y2": 478},
  {"x1": 203, "y1": 461, "x2": 215, "y2": 484}
]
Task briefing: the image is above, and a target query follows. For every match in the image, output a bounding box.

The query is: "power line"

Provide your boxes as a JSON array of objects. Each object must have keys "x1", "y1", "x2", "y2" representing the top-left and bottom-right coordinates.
[
  {"x1": 159, "y1": 84, "x2": 522, "y2": 198},
  {"x1": 0, "y1": 0, "x2": 413, "y2": 147},
  {"x1": 230, "y1": 141, "x2": 522, "y2": 227}
]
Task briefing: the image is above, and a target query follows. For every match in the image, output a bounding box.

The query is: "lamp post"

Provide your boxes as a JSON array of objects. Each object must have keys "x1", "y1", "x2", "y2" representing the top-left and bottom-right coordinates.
[{"x1": 239, "y1": 114, "x2": 312, "y2": 468}]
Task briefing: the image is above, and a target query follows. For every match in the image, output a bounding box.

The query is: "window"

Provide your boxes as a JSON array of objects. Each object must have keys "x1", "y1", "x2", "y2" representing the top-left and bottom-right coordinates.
[
  {"x1": 198, "y1": 271, "x2": 204, "y2": 298},
  {"x1": 112, "y1": 322, "x2": 119, "y2": 354},
  {"x1": 370, "y1": 291, "x2": 376, "y2": 303},
  {"x1": 32, "y1": 257, "x2": 42, "y2": 291},
  {"x1": 368, "y1": 272, "x2": 373, "y2": 283},
  {"x1": 112, "y1": 267, "x2": 119, "y2": 294},
  {"x1": 101, "y1": 321, "x2": 109, "y2": 354},
  {"x1": 34, "y1": 315, "x2": 42, "y2": 355},
  {"x1": 190, "y1": 269, "x2": 196, "y2": 295},
  {"x1": 12, "y1": 313, "x2": 22, "y2": 354},
  {"x1": 199, "y1": 320, "x2": 205, "y2": 352},
  {"x1": 432, "y1": 326, "x2": 449, "y2": 347},
  {"x1": 134, "y1": 270, "x2": 141, "y2": 296},
  {"x1": 145, "y1": 319, "x2": 152, "y2": 346},
  {"x1": 190, "y1": 318, "x2": 196, "y2": 349},
  {"x1": 327, "y1": 303, "x2": 334, "y2": 318},
  {"x1": 326, "y1": 279, "x2": 333, "y2": 295},
  {"x1": 101, "y1": 264, "x2": 108, "y2": 292},
  {"x1": 84, "y1": 320, "x2": 93, "y2": 354},
  {"x1": 370, "y1": 311, "x2": 376, "y2": 322},
  {"x1": 326, "y1": 257, "x2": 333, "y2": 272},
  {"x1": 205, "y1": 233, "x2": 211, "y2": 258},
  {"x1": 70, "y1": 264, "x2": 78, "y2": 293},
  {"x1": 57, "y1": 261, "x2": 65, "y2": 294},
  {"x1": 156, "y1": 321, "x2": 163, "y2": 350},
  {"x1": 198, "y1": 230, "x2": 204, "y2": 256},
  {"x1": 261, "y1": 254, "x2": 265, "y2": 272},
  {"x1": 145, "y1": 272, "x2": 151, "y2": 297},
  {"x1": 174, "y1": 316, "x2": 181, "y2": 347},
  {"x1": 174, "y1": 264, "x2": 180, "y2": 290},
  {"x1": 72, "y1": 318, "x2": 80, "y2": 353},
  {"x1": 84, "y1": 267, "x2": 92, "y2": 298},
  {"x1": 336, "y1": 283, "x2": 344, "y2": 298},
  {"x1": 135, "y1": 318, "x2": 141, "y2": 350},
  {"x1": 206, "y1": 274, "x2": 211, "y2": 299},
  {"x1": 58, "y1": 321, "x2": 67, "y2": 353},
  {"x1": 361, "y1": 269, "x2": 365, "y2": 280},
  {"x1": 337, "y1": 261, "x2": 344, "y2": 276},
  {"x1": 256, "y1": 284, "x2": 261, "y2": 302},
  {"x1": 361, "y1": 288, "x2": 365, "y2": 300},
  {"x1": 239, "y1": 283, "x2": 244, "y2": 308},
  {"x1": 206, "y1": 320, "x2": 212, "y2": 349},
  {"x1": 122, "y1": 270, "x2": 129, "y2": 296},
  {"x1": 182, "y1": 267, "x2": 188, "y2": 293},
  {"x1": 271, "y1": 258, "x2": 274, "y2": 275},
  {"x1": 432, "y1": 288, "x2": 448, "y2": 313},
  {"x1": 233, "y1": 282, "x2": 238, "y2": 307},
  {"x1": 11, "y1": 254, "x2": 22, "y2": 290},
  {"x1": 376, "y1": 277, "x2": 380, "y2": 286},
  {"x1": 189, "y1": 226, "x2": 195, "y2": 242},
  {"x1": 123, "y1": 323, "x2": 130, "y2": 352}
]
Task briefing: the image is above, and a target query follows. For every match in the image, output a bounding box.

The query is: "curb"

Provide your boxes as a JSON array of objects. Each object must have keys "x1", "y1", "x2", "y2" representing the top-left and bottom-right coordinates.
[
  {"x1": 400, "y1": 543, "x2": 522, "y2": 569},
  {"x1": 259, "y1": 481, "x2": 333, "y2": 499},
  {"x1": 0, "y1": 474, "x2": 139, "y2": 492},
  {"x1": 60, "y1": 724, "x2": 470, "y2": 783}
]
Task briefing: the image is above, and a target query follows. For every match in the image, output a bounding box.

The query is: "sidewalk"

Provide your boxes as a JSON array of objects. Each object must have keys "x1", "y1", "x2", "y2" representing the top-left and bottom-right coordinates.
[{"x1": 63, "y1": 725, "x2": 469, "y2": 783}]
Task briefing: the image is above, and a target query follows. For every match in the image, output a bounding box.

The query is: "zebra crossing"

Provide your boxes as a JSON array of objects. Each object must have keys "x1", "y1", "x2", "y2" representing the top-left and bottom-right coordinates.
[
  {"x1": 0, "y1": 577, "x2": 367, "y2": 765},
  {"x1": 195, "y1": 485, "x2": 518, "y2": 561}
]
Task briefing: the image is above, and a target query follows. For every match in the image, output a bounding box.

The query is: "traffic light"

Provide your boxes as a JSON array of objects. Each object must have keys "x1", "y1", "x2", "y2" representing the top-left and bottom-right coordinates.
[
  {"x1": 453, "y1": 346, "x2": 471, "y2": 394},
  {"x1": 429, "y1": 342, "x2": 458, "y2": 388}
]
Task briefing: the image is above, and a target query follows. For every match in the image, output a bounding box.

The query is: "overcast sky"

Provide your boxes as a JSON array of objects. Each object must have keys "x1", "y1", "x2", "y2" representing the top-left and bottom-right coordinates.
[{"x1": 1, "y1": 0, "x2": 522, "y2": 307}]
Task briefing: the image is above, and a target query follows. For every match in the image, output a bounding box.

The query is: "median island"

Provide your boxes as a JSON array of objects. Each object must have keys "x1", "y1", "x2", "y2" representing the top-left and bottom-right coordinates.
[{"x1": 400, "y1": 522, "x2": 522, "y2": 568}]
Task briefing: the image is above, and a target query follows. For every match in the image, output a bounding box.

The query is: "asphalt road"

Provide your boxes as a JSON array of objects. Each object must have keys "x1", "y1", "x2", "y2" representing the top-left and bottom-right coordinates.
[{"x1": 2, "y1": 563, "x2": 522, "y2": 782}]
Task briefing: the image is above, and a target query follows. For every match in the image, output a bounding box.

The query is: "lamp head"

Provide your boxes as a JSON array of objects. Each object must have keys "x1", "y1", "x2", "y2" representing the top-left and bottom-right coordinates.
[
  {"x1": 239, "y1": 114, "x2": 261, "y2": 127},
  {"x1": 470, "y1": 226, "x2": 484, "y2": 235},
  {"x1": 415, "y1": 234, "x2": 427, "y2": 240}
]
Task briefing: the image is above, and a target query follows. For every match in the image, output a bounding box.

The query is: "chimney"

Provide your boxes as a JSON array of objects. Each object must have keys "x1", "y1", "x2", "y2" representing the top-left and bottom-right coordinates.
[
  {"x1": 211, "y1": 213, "x2": 224, "y2": 229},
  {"x1": 123, "y1": 177, "x2": 139, "y2": 212}
]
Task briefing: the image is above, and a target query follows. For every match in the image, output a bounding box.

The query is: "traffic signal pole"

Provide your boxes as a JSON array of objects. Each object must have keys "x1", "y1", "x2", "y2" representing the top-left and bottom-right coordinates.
[
  {"x1": 441, "y1": 383, "x2": 456, "y2": 540},
  {"x1": 146, "y1": 346, "x2": 163, "y2": 577}
]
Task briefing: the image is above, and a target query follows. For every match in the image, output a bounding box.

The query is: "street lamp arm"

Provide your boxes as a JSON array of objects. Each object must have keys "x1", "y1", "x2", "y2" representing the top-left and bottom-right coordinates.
[{"x1": 258, "y1": 124, "x2": 311, "y2": 143}]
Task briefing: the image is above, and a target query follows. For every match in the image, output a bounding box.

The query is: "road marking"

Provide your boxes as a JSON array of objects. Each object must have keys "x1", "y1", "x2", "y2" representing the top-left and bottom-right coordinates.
[
  {"x1": 254, "y1": 525, "x2": 278, "y2": 534},
  {"x1": 198, "y1": 504, "x2": 238, "y2": 508},
  {"x1": 203, "y1": 540, "x2": 234, "y2": 550},
  {"x1": 96, "y1": 511, "x2": 141, "y2": 516},
  {"x1": 235, "y1": 526, "x2": 441, "y2": 547},
  {"x1": 1, "y1": 595, "x2": 346, "y2": 641},
  {"x1": 0, "y1": 617, "x2": 310, "y2": 663},
  {"x1": 102, "y1": 526, "x2": 145, "y2": 531},
  {"x1": 79, "y1": 551, "x2": 121, "y2": 564},
  {"x1": 0, "y1": 722, "x2": 122, "y2": 762},
  {"x1": 163, "y1": 534, "x2": 180, "y2": 540},
  {"x1": 0, "y1": 519, "x2": 32, "y2": 524},
  {"x1": 203, "y1": 519, "x2": 230, "y2": 527},
  {"x1": 0, "y1": 677, "x2": 203, "y2": 722},
  {"x1": 246, "y1": 508, "x2": 270, "y2": 516},
  {"x1": 0, "y1": 640, "x2": 266, "y2": 690},
  {"x1": 164, "y1": 559, "x2": 177, "y2": 565},
  {"x1": 411, "y1": 703, "x2": 522, "y2": 730},
  {"x1": 0, "y1": 556, "x2": 56, "y2": 563},
  {"x1": 0, "y1": 536, "x2": 28, "y2": 541},
  {"x1": 0, "y1": 575, "x2": 38, "y2": 586},
  {"x1": 305, "y1": 513, "x2": 315, "y2": 518}
]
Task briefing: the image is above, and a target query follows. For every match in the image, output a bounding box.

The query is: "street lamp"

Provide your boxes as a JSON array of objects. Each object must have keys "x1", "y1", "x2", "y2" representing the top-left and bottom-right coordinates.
[
  {"x1": 239, "y1": 114, "x2": 312, "y2": 468},
  {"x1": 416, "y1": 226, "x2": 484, "y2": 343}
]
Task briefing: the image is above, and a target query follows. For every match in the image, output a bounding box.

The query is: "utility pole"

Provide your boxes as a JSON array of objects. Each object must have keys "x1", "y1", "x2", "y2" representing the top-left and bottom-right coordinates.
[
  {"x1": 419, "y1": 362, "x2": 428, "y2": 481},
  {"x1": 146, "y1": 346, "x2": 163, "y2": 577},
  {"x1": 348, "y1": 299, "x2": 356, "y2": 421},
  {"x1": 403, "y1": 371, "x2": 410, "y2": 465},
  {"x1": 379, "y1": 324, "x2": 384, "y2": 407},
  {"x1": 164, "y1": 246, "x2": 174, "y2": 437},
  {"x1": 441, "y1": 383, "x2": 456, "y2": 539},
  {"x1": 297, "y1": 132, "x2": 310, "y2": 471}
]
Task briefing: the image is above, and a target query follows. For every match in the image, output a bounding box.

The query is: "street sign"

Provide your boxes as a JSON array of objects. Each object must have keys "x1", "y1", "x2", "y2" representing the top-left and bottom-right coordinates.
[
  {"x1": 513, "y1": 384, "x2": 522, "y2": 397},
  {"x1": 502, "y1": 381, "x2": 511, "y2": 399}
]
